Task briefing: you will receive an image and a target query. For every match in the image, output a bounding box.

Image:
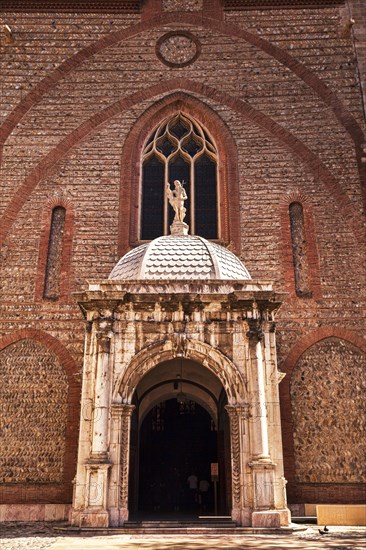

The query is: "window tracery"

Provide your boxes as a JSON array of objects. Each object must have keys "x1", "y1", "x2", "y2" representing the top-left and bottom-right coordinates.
[{"x1": 141, "y1": 112, "x2": 218, "y2": 240}]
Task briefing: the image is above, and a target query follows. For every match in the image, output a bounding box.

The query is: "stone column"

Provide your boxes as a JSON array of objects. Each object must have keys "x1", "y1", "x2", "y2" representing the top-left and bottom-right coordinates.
[
  {"x1": 90, "y1": 321, "x2": 113, "y2": 459},
  {"x1": 247, "y1": 319, "x2": 290, "y2": 527},
  {"x1": 225, "y1": 404, "x2": 251, "y2": 526},
  {"x1": 79, "y1": 316, "x2": 114, "y2": 528},
  {"x1": 247, "y1": 321, "x2": 270, "y2": 461}
]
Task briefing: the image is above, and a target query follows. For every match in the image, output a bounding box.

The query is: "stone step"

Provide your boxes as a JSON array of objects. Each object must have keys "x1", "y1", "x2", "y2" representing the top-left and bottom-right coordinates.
[
  {"x1": 124, "y1": 520, "x2": 238, "y2": 528},
  {"x1": 57, "y1": 524, "x2": 307, "y2": 536}
]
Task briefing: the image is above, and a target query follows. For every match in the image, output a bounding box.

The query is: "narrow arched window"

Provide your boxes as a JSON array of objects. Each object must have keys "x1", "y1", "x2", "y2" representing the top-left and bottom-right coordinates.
[
  {"x1": 43, "y1": 206, "x2": 66, "y2": 300},
  {"x1": 141, "y1": 113, "x2": 218, "y2": 240},
  {"x1": 289, "y1": 202, "x2": 312, "y2": 298}
]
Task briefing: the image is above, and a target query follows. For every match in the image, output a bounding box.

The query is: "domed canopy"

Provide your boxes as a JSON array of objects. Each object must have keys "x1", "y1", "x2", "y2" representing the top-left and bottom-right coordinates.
[{"x1": 109, "y1": 235, "x2": 250, "y2": 281}]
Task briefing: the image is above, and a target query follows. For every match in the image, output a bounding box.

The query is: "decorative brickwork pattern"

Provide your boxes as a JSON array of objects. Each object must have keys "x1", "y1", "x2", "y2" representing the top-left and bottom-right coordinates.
[
  {"x1": 290, "y1": 338, "x2": 366, "y2": 483},
  {"x1": 163, "y1": 0, "x2": 202, "y2": 11},
  {"x1": 0, "y1": 339, "x2": 68, "y2": 483}
]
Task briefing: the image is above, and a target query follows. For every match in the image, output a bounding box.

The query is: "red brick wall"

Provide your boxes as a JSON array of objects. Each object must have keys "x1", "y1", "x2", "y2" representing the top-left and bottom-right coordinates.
[{"x1": 0, "y1": 2, "x2": 365, "y2": 505}]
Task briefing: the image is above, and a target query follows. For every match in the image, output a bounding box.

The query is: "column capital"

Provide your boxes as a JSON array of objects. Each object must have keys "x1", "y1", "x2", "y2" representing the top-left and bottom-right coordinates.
[
  {"x1": 111, "y1": 403, "x2": 135, "y2": 418},
  {"x1": 95, "y1": 314, "x2": 114, "y2": 335},
  {"x1": 225, "y1": 403, "x2": 251, "y2": 420},
  {"x1": 246, "y1": 319, "x2": 264, "y2": 343},
  {"x1": 262, "y1": 320, "x2": 276, "y2": 333}
]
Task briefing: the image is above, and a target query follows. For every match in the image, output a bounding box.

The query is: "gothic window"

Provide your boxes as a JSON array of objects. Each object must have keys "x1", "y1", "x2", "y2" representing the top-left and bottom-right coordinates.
[
  {"x1": 140, "y1": 113, "x2": 218, "y2": 240},
  {"x1": 43, "y1": 206, "x2": 66, "y2": 300},
  {"x1": 289, "y1": 202, "x2": 311, "y2": 298}
]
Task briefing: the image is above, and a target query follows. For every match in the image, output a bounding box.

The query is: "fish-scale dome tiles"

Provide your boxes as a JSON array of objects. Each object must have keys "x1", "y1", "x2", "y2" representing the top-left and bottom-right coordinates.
[{"x1": 109, "y1": 235, "x2": 250, "y2": 281}]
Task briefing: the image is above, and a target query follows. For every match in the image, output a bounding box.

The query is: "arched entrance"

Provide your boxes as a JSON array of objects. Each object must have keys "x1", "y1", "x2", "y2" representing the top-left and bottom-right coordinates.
[{"x1": 128, "y1": 358, "x2": 231, "y2": 518}]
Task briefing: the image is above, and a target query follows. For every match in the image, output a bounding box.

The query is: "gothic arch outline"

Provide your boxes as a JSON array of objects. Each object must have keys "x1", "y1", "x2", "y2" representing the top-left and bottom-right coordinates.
[
  {"x1": 1, "y1": 79, "x2": 364, "y2": 249},
  {"x1": 281, "y1": 326, "x2": 366, "y2": 378},
  {"x1": 114, "y1": 337, "x2": 247, "y2": 405},
  {"x1": 120, "y1": 91, "x2": 240, "y2": 254},
  {"x1": 0, "y1": 12, "x2": 363, "y2": 154}
]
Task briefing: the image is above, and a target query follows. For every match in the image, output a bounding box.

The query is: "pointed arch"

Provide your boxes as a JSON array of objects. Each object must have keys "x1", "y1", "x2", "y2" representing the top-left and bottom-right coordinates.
[{"x1": 119, "y1": 92, "x2": 240, "y2": 254}]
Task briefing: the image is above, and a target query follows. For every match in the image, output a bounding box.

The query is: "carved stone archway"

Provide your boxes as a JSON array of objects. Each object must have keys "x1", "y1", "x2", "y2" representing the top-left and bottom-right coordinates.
[{"x1": 70, "y1": 278, "x2": 291, "y2": 528}]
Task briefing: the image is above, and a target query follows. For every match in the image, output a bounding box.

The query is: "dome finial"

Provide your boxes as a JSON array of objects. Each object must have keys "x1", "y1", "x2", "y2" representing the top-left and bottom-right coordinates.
[{"x1": 166, "y1": 180, "x2": 189, "y2": 236}]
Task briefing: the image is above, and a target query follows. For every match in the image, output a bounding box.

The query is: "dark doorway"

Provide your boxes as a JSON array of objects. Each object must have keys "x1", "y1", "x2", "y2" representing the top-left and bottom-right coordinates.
[{"x1": 137, "y1": 399, "x2": 217, "y2": 517}]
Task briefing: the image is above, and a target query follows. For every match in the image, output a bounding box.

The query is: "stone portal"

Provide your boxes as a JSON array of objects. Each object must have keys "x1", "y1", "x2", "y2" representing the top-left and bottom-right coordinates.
[{"x1": 70, "y1": 221, "x2": 290, "y2": 528}]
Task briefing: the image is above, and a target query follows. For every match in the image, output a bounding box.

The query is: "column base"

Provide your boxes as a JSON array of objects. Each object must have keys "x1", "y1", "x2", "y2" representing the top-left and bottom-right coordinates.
[
  {"x1": 80, "y1": 511, "x2": 109, "y2": 528},
  {"x1": 252, "y1": 508, "x2": 291, "y2": 528}
]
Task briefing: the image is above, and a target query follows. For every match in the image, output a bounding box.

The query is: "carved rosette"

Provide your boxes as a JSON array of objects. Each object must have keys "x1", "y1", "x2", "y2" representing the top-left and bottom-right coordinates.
[
  {"x1": 118, "y1": 404, "x2": 135, "y2": 510},
  {"x1": 156, "y1": 31, "x2": 201, "y2": 68}
]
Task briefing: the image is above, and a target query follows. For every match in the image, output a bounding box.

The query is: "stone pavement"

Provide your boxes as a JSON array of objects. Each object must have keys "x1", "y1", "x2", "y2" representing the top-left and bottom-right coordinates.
[{"x1": 0, "y1": 523, "x2": 365, "y2": 550}]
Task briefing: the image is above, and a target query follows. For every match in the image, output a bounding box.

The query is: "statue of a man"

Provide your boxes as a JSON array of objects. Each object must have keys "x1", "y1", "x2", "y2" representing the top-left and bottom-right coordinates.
[{"x1": 166, "y1": 180, "x2": 188, "y2": 223}]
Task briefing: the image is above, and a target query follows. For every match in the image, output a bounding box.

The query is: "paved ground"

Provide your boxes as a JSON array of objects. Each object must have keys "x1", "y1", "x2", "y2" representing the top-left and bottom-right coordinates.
[{"x1": 0, "y1": 523, "x2": 365, "y2": 550}]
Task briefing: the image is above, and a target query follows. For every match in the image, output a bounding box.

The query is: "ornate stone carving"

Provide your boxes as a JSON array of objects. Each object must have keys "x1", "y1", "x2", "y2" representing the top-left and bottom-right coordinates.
[
  {"x1": 172, "y1": 332, "x2": 188, "y2": 357},
  {"x1": 156, "y1": 32, "x2": 200, "y2": 68},
  {"x1": 119, "y1": 404, "x2": 135, "y2": 510},
  {"x1": 225, "y1": 405, "x2": 250, "y2": 508},
  {"x1": 246, "y1": 319, "x2": 264, "y2": 342}
]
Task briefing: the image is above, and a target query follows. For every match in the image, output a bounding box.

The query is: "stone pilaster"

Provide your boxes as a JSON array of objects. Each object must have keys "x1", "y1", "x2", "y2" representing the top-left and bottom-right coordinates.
[
  {"x1": 247, "y1": 319, "x2": 290, "y2": 527},
  {"x1": 71, "y1": 314, "x2": 114, "y2": 528},
  {"x1": 225, "y1": 404, "x2": 251, "y2": 526},
  {"x1": 90, "y1": 320, "x2": 114, "y2": 459},
  {"x1": 118, "y1": 404, "x2": 135, "y2": 525},
  {"x1": 247, "y1": 320, "x2": 270, "y2": 461}
]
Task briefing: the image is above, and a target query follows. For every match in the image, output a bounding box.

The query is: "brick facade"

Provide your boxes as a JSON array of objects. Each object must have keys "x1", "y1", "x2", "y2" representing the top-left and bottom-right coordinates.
[{"x1": 0, "y1": 0, "x2": 365, "y2": 508}]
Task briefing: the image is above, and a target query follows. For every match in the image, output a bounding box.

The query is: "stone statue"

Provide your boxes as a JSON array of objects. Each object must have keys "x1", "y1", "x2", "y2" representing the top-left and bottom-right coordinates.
[{"x1": 166, "y1": 180, "x2": 188, "y2": 223}]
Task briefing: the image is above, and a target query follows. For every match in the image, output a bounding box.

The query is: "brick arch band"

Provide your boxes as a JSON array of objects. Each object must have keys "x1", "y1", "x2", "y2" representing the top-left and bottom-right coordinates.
[
  {"x1": 0, "y1": 329, "x2": 80, "y2": 502},
  {"x1": 1, "y1": 79, "x2": 364, "y2": 249},
  {"x1": 119, "y1": 92, "x2": 241, "y2": 255},
  {"x1": 279, "y1": 326, "x2": 366, "y2": 493},
  {"x1": 0, "y1": 12, "x2": 363, "y2": 156}
]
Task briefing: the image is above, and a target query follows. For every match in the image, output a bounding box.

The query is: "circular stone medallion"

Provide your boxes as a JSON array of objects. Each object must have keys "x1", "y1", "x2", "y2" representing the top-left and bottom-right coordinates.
[{"x1": 156, "y1": 31, "x2": 200, "y2": 67}]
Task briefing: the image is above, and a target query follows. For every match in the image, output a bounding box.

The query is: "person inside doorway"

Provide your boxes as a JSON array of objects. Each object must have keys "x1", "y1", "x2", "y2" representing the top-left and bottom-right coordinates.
[
  {"x1": 187, "y1": 472, "x2": 198, "y2": 508},
  {"x1": 198, "y1": 478, "x2": 210, "y2": 511}
]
